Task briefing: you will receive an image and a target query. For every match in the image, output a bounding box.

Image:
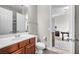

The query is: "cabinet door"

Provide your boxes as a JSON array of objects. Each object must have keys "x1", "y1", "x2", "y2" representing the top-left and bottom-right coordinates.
[
  {"x1": 19, "y1": 39, "x2": 29, "y2": 48},
  {"x1": 30, "y1": 44, "x2": 35, "y2": 54},
  {"x1": 12, "y1": 48, "x2": 24, "y2": 54},
  {"x1": 26, "y1": 44, "x2": 35, "y2": 54},
  {"x1": 0, "y1": 43, "x2": 19, "y2": 54}
]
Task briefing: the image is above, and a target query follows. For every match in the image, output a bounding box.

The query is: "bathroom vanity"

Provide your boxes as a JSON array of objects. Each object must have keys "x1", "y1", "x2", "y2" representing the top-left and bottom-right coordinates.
[{"x1": 0, "y1": 34, "x2": 36, "y2": 54}]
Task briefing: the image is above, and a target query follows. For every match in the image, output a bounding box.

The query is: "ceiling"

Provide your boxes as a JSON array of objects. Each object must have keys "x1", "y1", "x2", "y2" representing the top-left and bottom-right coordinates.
[
  {"x1": 52, "y1": 5, "x2": 68, "y2": 9},
  {"x1": 52, "y1": 5, "x2": 70, "y2": 17}
]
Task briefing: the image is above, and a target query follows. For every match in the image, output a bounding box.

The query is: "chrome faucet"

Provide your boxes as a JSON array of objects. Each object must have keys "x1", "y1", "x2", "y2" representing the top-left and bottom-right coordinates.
[{"x1": 15, "y1": 34, "x2": 20, "y2": 38}]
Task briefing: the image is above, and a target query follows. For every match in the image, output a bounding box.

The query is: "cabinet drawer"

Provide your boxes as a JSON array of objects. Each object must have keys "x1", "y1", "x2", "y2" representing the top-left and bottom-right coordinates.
[
  {"x1": 0, "y1": 43, "x2": 19, "y2": 54},
  {"x1": 29, "y1": 37, "x2": 35, "y2": 44},
  {"x1": 12, "y1": 48, "x2": 24, "y2": 54},
  {"x1": 19, "y1": 39, "x2": 29, "y2": 48}
]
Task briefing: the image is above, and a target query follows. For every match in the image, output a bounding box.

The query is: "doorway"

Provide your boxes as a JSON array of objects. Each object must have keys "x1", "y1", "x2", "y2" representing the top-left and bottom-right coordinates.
[{"x1": 51, "y1": 5, "x2": 75, "y2": 53}]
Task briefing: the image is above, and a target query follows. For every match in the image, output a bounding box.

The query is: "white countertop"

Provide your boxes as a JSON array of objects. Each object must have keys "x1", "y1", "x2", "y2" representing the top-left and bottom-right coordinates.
[{"x1": 0, "y1": 33, "x2": 37, "y2": 49}]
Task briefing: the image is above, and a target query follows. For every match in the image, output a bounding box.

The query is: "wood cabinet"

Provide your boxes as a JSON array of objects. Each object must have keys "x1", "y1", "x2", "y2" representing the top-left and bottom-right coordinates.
[
  {"x1": 12, "y1": 48, "x2": 24, "y2": 54},
  {"x1": 0, "y1": 37, "x2": 36, "y2": 54},
  {"x1": 26, "y1": 37, "x2": 35, "y2": 54},
  {"x1": 25, "y1": 38, "x2": 35, "y2": 54}
]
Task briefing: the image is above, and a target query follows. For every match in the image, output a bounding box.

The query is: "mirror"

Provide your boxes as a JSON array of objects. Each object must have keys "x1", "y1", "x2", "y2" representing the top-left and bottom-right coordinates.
[{"x1": 0, "y1": 5, "x2": 28, "y2": 35}]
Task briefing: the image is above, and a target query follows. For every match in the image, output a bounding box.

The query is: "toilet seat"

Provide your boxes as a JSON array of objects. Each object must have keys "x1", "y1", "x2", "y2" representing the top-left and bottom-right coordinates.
[{"x1": 36, "y1": 42, "x2": 45, "y2": 49}]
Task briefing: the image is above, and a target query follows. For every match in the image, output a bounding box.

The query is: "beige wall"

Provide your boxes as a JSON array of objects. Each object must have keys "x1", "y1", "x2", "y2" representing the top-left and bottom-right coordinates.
[
  {"x1": 37, "y1": 5, "x2": 52, "y2": 47},
  {"x1": 28, "y1": 5, "x2": 52, "y2": 48},
  {"x1": 28, "y1": 5, "x2": 38, "y2": 35}
]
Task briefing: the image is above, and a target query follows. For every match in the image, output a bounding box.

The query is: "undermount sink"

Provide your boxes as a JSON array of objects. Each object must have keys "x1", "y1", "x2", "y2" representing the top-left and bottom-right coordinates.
[
  {"x1": 0, "y1": 33, "x2": 32, "y2": 45},
  {"x1": 0, "y1": 36, "x2": 15, "y2": 44},
  {"x1": 0, "y1": 35, "x2": 28, "y2": 48}
]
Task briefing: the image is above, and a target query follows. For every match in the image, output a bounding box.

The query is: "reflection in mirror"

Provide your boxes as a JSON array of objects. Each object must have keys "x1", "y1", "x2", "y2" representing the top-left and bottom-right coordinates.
[
  {"x1": 0, "y1": 7, "x2": 13, "y2": 35},
  {"x1": 0, "y1": 5, "x2": 28, "y2": 35}
]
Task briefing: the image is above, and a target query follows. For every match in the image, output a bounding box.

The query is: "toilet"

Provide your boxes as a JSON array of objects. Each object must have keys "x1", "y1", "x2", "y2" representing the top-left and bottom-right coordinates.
[
  {"x1": 36, "y1": 42, "x2": 45, "y2": 54},
  {"x1": 36, "y1": 36, "x2": 46, "y2": 54}
]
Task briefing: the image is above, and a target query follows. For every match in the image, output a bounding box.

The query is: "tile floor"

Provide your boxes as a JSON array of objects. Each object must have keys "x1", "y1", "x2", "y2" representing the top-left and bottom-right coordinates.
[{"x1": 43, "y1": 49, "x2": 58, "y2": 54}]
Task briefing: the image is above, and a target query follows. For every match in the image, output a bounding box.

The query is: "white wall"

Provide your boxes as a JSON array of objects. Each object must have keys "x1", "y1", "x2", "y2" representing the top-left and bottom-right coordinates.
[
  {"x1": 37, "y1": 6, "x2": 52, "y2": 47},
  {"x1": 55, "y1": 15, "x2": 69, "y2": 32},
  {"x1": 68, "y1": 6, "x2": 75, "y2": 40}
]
